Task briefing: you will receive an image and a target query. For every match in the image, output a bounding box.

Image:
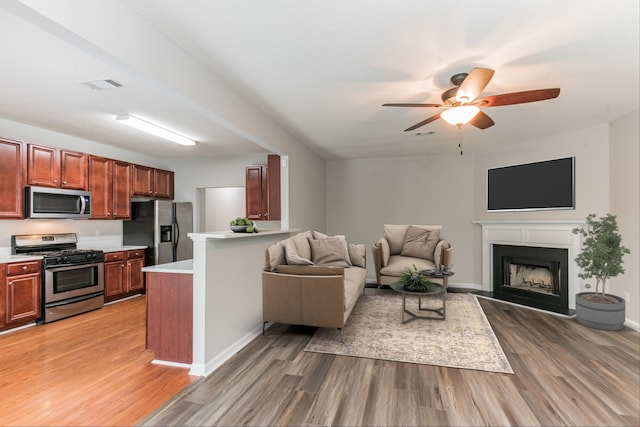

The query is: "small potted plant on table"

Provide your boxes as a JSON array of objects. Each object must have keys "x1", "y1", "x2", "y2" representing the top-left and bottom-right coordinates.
[{"x1": 572, "y1": 213, "x2": 630, "y2": 330}]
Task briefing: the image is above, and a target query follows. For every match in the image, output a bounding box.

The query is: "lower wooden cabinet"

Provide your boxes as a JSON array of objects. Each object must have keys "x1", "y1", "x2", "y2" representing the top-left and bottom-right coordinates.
[
  {"x1": 1, "y1": 260, "x2": 41, "y2": 330},
  {"x1": 104, "y1": 250, "x2": 145, "y2": 303}
]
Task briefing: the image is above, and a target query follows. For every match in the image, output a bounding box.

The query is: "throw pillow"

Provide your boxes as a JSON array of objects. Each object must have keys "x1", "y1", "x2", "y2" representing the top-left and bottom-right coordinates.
[
  {"x1": 291, "y1": 231, "x2": 313, "y2": 260},
  {"x1": 310, "y1": 232, "x2": 352, "y2": 266},
  {"x1": 400, "y1": 226, "x2": 440, "y2": 261},
  {"x1": 348, "y1": 243, "x2": 366, "y2": 268},
  {"x1": 265, "y1": 240, "x2": 286, "y2": 271},
  {"x1": 309, "y1": 238, "x2": 351, "y2": 267},
  {"x1": 285, "y1": 241, "x2": 314, "y2": 265}
]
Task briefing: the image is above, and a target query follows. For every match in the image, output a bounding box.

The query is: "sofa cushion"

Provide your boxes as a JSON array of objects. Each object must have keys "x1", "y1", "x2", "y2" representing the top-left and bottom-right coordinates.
[
  {"x1": 265, "y1": 240, "x2": 286, "y2": 271},
  {"x1": 285, "y1": 241, "x2": 314, "y2": 265},
  {"x1": 275, "y1": 265, "x2": 344, "y2": 275},
  {"x1": 401, "y1": 226, "x2": 440, "y2": 261},
  {"x1": 343, "y1": 267, "x2": 367, "y2": 310},
  {"x1": 348, "y1": 243, "x2": 366, "y2": 268},
  {"x1": 380, "y1": 255, "x2": 437, "y2": 277},
  {"x1": 309, "y1": 237, "x2": 351, "y2": 267},
  {"x1": 291, "y1": 230, "x2": 313, "y2": 260},
  {"x1": 311, "y1": 231, "x2": 352, "y2": 266}
]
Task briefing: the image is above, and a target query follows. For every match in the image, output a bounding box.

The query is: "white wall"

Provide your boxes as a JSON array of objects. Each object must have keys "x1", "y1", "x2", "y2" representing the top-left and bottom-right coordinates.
[
  {"x1": 609, "y1": 109, "x2": 639, "y2": 327},
  {"x1": 326, "y1": 124, "x2": 612, "y2": 288}
]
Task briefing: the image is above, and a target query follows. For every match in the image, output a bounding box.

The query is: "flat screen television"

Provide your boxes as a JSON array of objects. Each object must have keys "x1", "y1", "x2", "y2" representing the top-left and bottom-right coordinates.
[{"x1": 487, "y1": 157, "x2": 575, "y2": 211}]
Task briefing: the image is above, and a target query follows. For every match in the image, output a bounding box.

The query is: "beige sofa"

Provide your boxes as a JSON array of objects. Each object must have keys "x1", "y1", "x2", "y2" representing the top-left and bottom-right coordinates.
[
  {"x1": 371, "y1": 224, "x2": 454, "y2": 286},
  {"x1": 262, "y1": 231, "x2": 367, "y2": 333}
]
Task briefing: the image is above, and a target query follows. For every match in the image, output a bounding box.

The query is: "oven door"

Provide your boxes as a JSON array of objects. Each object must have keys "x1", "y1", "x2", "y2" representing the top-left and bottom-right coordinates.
[{"x1": 44, "y1": 262, "x2": 104, "y2": 304}]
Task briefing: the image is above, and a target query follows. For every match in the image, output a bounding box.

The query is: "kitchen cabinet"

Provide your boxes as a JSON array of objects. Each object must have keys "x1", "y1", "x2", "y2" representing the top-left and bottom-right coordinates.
[
  {"x1": 3, "y1": 260, "x2": 41, "y2": 329},
  {"x1": 27, "y1": 144, "x2": 88, "y2": 190},
  {"x1": 131, "y1": 164, "x2": 174, "y2": 199},
  {"x1": 88, "y1": 156, "x2": 131, "y2": 219},
  {"x1": 104, "y1": 249, "x2": 145, "y2": 303},
  {"x1": 0, "y1": 138, "x2": 24, "y2": 219},
  {"x1": 246, "y1": 154, "x2": 280, "y2": 220}
]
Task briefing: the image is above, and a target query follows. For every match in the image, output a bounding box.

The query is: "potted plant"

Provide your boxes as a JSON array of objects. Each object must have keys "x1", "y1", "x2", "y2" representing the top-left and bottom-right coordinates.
[
  {"x1": 398, "y1": 264, "x2": 433, "y2": 292},
  {"x1": 572, "y1": 213, "x2": 630, "y2": 330}
]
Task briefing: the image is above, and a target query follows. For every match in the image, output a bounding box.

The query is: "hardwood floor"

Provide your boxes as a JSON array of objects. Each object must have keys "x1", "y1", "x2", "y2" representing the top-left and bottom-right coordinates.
[
  {"x1": 142, "y1": 296, "x2": 640, "y2": 427},
  {"x1": 0, "y1": 296, "x2": 197, "y2": 426}
]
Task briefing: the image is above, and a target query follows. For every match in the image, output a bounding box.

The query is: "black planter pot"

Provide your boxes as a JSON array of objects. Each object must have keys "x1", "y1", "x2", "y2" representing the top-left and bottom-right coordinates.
[{"x1": 575, "y1": 292, "x2": 626, "y2": 331}]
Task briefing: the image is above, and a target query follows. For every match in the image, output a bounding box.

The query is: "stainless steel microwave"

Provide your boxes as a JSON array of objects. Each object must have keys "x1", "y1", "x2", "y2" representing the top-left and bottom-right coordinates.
[{"x1": 25, "y1": 186, "x2": 92, "y2": 219}]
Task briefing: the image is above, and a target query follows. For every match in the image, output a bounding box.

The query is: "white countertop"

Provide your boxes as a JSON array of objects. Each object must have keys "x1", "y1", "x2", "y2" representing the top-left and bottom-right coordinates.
[
  {"x1": 188, "y1": 228, "x2": 297, "y2": 240},
  {"x1": 142, "y1": 259, "x2": 193, "y2": 274},
  {"x1": 0, "y1": 254, "x2": 44, "y2": 264}
]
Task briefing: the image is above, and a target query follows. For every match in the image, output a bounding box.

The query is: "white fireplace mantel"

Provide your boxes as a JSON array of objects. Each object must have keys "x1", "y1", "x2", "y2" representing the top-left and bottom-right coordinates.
[{"x1": 473, "y1": 220, "x2": 584, "y2": 309}]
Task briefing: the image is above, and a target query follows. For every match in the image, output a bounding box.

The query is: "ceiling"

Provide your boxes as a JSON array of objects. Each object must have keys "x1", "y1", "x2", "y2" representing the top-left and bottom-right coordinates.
[{"x1": 0, "y1": 0, "x2": 638, "y2": 160}]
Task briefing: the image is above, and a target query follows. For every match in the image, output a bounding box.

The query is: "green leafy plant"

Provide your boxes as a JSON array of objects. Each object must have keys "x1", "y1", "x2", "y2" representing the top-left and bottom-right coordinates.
[
  {"x1": 398, "y1": 264, "x2": 433, "y2": 292},
  {"x1": 572, "y1": 213, "x2": 630, "y2": 303}
]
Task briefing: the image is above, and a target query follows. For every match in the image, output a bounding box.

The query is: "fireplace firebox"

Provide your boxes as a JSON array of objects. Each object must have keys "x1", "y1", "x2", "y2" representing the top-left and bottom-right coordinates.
[{"x1": 493, "y1": 244, "x2": 569, "y2": 313}]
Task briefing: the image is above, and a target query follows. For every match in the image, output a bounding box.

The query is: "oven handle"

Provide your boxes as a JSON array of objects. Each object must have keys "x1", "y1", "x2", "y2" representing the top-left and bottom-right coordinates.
[
  {"x1": 44, "y1": 261, "x2": 104, "y2": 271},
  {"x1": 45, "y1": 291, "x2": 104, "y2": 308}
]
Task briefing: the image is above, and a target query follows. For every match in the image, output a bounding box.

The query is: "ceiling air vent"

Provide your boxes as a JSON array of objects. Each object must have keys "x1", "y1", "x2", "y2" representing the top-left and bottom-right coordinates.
[{"x1": 81, "y1": 79, "x2": 123, "y2": 90}]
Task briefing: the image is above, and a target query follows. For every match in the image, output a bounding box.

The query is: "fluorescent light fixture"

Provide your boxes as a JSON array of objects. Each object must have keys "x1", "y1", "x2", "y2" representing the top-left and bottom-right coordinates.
[
  {"x1": 116, "y1": 114, "x2": 196, "y2": 146},
  {"x1": 440, "y1": 105, "x2": 480, "y2": 126}
]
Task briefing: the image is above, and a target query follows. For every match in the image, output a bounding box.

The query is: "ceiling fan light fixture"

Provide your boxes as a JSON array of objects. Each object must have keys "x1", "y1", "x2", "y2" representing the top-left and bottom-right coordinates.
[
  {"x1": 440, "y1": 105, "x2": 480, "y2": 126},
  {"x1": 116, "y1": 114, "x2": 196, "y2": 146}
]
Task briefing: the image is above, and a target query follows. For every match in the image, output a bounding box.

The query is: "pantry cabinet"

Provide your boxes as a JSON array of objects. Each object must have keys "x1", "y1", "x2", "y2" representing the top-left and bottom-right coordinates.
[
  {"x1": 131, "y1": 164, "x2": 174, "y2": 199},
  {"x1": 0, "y1": 138, "x2": 24, "y2": 219},
  {"x1": 104, "y1": 249, "x2": 145, "y2": 303},
  {"x1": 2, "y1": 260, "x2": 41, "y2": 329},
  {"x1": 27, "y1": 144, "x2": 88, "y2": 190},
  {"x1": 245, "y1": 154, "x2": 280, "y2": 220},
  {"x1": 88, "y1": 156, "x2": 131, "y2": 219}
]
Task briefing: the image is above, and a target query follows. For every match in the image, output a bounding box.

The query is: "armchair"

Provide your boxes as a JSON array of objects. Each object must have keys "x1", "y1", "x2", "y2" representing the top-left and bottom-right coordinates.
[{"x1": 371, "y1": 224, "x2": 453, "y2": 286}]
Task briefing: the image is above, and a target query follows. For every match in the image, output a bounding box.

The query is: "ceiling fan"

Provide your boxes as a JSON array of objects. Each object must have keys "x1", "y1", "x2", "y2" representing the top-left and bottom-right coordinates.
[{"x1": 383, "y1": 68, "x2": 560, "y2": 132}]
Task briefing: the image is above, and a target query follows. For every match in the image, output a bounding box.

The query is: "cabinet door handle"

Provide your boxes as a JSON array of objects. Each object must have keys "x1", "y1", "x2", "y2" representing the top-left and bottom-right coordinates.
[
  {"x1": 53, "y1": 179, "x2": 58, "y2": 183},
  {"x1": 62, "y1": 180, "x2": 67, "y2": 184},
  {"x1": 8, "y1": 281, "x2": 13, "y2": 285},
  {"x1": 22, "y1": 266, "x2": 27, "y2": 270}
]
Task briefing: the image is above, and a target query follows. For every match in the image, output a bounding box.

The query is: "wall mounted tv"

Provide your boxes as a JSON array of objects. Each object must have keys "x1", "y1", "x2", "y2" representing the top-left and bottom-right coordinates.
[{"x1": 487, "y1": 157, "x2": 575, "y2": 211}]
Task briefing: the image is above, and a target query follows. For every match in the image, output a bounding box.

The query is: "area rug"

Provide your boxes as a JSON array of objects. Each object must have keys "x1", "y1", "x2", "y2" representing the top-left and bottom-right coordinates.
[{"x1": 304, "y1": 290, "x2": 513, "y2": 374}]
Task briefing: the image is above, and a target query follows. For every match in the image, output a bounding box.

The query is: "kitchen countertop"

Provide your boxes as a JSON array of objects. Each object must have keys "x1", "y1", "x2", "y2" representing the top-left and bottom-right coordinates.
[
  {"x1": 142, "y1": 259, "x2": 193, "y2": 274},
  {"x1": 0, "y1": 254, "x2": 44, "y2": 264}
]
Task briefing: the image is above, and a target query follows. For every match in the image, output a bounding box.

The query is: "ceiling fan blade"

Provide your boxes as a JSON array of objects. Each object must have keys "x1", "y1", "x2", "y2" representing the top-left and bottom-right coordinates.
[
  {"x1": 404, "y1": 113, "x2": 441, "y2": 131},
  {"x1": 469, "y1": 111, "x2": 495, "y2": 129},
  {"x1": 478, "y1": 88, "x2": 561, "y2": 107},
  {"x1": 383, "y1": 103, "x2": 443, "y2": 108},
  {"x1": 456, "y1": 68, "x2": 495, "y2": 103}
]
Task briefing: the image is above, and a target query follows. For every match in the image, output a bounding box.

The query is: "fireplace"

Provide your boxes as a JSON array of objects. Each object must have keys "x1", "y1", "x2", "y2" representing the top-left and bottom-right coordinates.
[
  {"x1": 493, "y1": 244, "x2": 569, "y2": 313},
  {"x1": 475, "y1": 221, "x2": 583, "y2": 314}
]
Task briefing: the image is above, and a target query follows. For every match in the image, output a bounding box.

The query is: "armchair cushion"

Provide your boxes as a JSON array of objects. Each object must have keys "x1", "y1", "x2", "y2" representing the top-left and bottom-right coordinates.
[
  {"x1": 384, "y1": 224, "x2": 442, "y2": 254},
  {"x1": 400, "y1": 226, "x2": 440, "y2": 261},
  {"x1": 380, "y1": 255, "x2": 437, "y2": 277},
  {"x1": 275, "y1": 265, "x2": 344, "y2": 275}
]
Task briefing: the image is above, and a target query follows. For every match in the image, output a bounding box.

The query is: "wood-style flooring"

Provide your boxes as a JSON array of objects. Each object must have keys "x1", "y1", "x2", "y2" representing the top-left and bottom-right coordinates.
[
  {"x1": 142, "y1": 295, "x2": 640, "y2": 427},
  {"x1": 0, "y1": 296, "x2": 197, "y2": 426}
]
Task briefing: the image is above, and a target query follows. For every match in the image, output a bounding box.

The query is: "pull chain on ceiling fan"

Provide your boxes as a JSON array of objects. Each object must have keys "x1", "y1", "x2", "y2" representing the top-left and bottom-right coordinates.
[{"x1": 383, "y1": 67, "x2": 561, "y2": 143}]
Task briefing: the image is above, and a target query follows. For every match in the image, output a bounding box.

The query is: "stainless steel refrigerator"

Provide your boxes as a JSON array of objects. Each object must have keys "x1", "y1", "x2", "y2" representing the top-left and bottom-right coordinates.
[{"x1": 122, "y1": 200, "x2": 193, "y2": 266}]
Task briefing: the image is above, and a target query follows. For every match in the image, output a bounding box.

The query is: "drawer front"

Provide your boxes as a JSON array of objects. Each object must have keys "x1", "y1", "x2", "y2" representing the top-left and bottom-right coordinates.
[
  {"x1": 7, "y1": 261, "x2": 41, "y2": 276},
  {"x1": 127, "y1": 249, "x2": 145, "y2": 260},
  {"x1": 105, "y1": 251, "x2": 125, "y2": 262}
]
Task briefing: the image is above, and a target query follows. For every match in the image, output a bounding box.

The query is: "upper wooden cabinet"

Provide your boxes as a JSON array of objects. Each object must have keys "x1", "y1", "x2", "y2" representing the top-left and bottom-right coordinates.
[
  {"x1": 88, "y1": 156, "x2": 131, "y2": 220},
  {"x1": 131, "y1": 164, "x2": 174, "y2": 199},
  {"x1": 246, "y1": 154, "x2": 280, "y2": 221},
  {"x1": 0, "y1": 138, "x2": 24, "y2": 219},
  {"x1": 27, "y1": 144, "x2": 88, "y2": 190}
]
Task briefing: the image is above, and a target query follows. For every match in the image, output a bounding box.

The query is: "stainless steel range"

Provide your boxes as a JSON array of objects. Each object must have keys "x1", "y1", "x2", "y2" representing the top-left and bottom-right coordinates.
[{"x1": 12, "y1": 233, "x2": 104, "y2": 323}]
